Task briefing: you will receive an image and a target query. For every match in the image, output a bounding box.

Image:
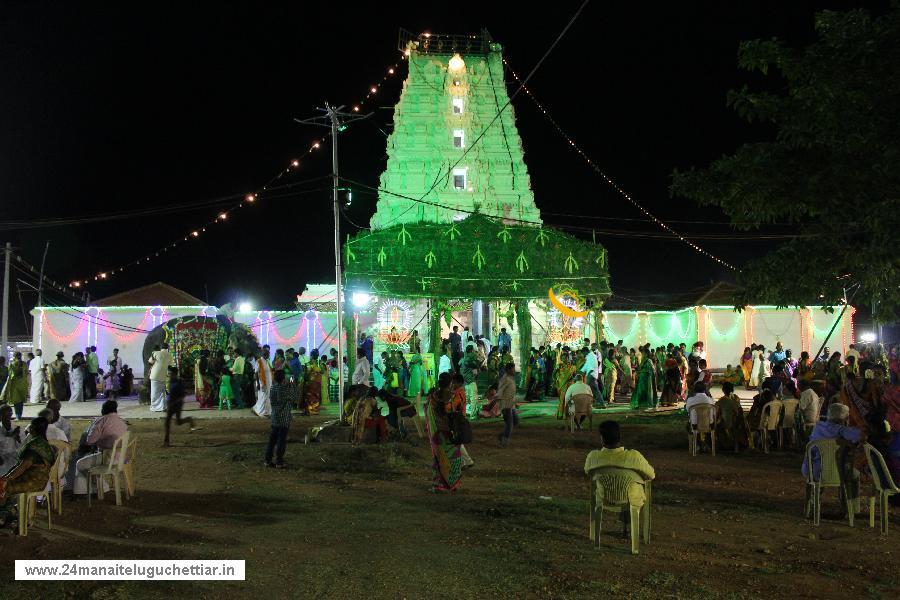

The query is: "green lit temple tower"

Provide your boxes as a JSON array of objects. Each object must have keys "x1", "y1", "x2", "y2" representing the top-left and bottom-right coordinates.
[
  {"x1": 370, "y1": 32, "x2": 541, "y2": 228},
  {"x1": 345, "y1": 30, "x2": 610, "y2": 368}
]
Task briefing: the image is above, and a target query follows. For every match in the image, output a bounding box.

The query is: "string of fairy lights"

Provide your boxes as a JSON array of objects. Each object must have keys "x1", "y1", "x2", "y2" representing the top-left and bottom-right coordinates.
[
  {"x1": 501, "y1": 58, "x2": 740, "y2": 272},
  {"x1": 66, "y1": 55, "x2": 407, "y2": 290}
]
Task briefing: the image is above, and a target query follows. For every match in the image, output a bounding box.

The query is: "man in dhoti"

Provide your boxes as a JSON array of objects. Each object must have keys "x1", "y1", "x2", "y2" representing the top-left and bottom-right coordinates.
[
  {"x1": 28, "y1": 349, "x2": 46, "y2": 404},
  {"x1": 253, "y1": 348, "x2": 273, "y2": 417},
  {"x1": 148, "y1": 343, "x2": 172, "y2": 412}
]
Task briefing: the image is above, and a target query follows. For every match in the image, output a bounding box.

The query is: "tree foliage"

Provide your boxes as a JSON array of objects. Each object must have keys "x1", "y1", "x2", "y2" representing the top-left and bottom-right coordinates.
[{"x1": 672, "y1": 4, "x2": 900, "y2": 321}]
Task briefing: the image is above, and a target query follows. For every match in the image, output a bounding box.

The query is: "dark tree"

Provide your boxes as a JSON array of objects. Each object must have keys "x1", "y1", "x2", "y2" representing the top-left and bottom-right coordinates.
[{"x1": 672, "y1": 3, "x2": 900, "y2": 321}]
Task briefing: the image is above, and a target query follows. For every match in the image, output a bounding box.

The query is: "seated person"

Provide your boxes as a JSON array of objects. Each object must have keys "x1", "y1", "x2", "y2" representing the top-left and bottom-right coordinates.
[
  {"x1": 350, "y1": 388, "x2": 387, "y2": 444},
  {"x1": 584, "y1": 420, "x2": 656, "y2": 509},
  {"x1": 72, "y1": 400, "x2": 128, "y2": 496},
  {"x1": 0, "y1": 405, "x2": 21, "y2": 471},
  {"x1": 685, "y1": 382, "x2": 716, "y2": 426},
  {"x1": 45, "y1": 399, "x2": 71, "y2": 441},
  {"x1": 761, "y1": 366, "x2": 784, "y2": 399},
  {"x1": 696, "y1": 360, "x2": 712, "y2": 394},
  {"x1": 802, "y1": 403, "x2": 864, "y2": 513},
  {"x1": 0, "y1": 416, "x2": 57, "y2": 529},
  {"x1": 565, "y1": 373, "x2": 594, "y2": 429},
  {"x1": 715, "y1": 382, "x2": 750, "y2": 450},
  {"x1": 377, "y1": 388, "x2": 416, "y2": 431},
  {"x1": 798, "y1": 380, "x2": 822, "y2": 427},
  {"x1": 478, "y1": 385, "x2": 500, "y2": 419},
  {"x1": 685, "y1": 382, "x2": 716, "y2": 451},
  {"x1": 746, "y1": 389, "x2": 776, "y2": 431},
  {"x1": 722, "y1": 364, "x2": 742, "y2": 386}
]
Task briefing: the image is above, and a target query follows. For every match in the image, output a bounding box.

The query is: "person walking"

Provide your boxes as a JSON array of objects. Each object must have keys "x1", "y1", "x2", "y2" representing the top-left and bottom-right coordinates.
[
  {"x1": 497, "y1": 363, "x2": 518, "y2": 447},
  {"x1": 28, "y1": 350, "x2": 46, "y2": 404},
  {"x1": 0, "y1": 353, "x2": 28, "y2": 420},
  {"x1": 264, "y1": 369, "x2": 296, "y2": 468},
  {"x1": 163, "y1": 366, "x2": 197, "y2": 446}
]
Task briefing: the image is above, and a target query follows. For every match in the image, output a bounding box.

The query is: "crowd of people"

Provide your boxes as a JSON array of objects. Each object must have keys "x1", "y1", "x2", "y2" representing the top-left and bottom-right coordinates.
[{"x1": 0, "y1": 347, "x2": 133, "y2": 419}]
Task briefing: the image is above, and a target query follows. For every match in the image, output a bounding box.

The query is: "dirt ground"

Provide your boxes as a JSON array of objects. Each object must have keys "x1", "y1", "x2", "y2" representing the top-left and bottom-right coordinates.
[{"x1": 2, "y1": 409, "x2": 898, "y2": 600}]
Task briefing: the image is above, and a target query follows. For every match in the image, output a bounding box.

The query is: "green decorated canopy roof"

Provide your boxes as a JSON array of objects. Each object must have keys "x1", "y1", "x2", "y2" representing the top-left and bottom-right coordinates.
[{"x1": 344, "y1": 212, "x2": 611, "y2": 301}]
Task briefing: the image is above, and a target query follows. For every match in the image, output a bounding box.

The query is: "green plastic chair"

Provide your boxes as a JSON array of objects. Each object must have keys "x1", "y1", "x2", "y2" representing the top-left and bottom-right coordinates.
[
  {"x1": 863, "y1": 443, "x2": 900, "y2": 535},
  {"x1": 588, "y1": 467, "x2": 652, "y2": 554},
  {"x1": 805, "y1": 438, "x2": 854, "y2": 527}
]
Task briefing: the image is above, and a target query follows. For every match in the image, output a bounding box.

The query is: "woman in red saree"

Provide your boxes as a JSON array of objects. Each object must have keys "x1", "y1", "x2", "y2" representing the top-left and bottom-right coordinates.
[
  {"x1": 424, "y1": 373, "x2": 462, "y2": 493},
  {"x1": 194, "y1": 350, "x2": 213, "y2": 408},
  {"x1": 300, "y1": 349, "x2": 323, "y2": 416}
]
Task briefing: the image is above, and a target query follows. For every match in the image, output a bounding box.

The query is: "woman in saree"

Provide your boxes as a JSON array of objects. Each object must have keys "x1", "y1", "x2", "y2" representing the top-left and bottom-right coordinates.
[
  {"x1": 554, "y1": 352, "x2": 576, "y2": 419},
  {"x1": 47, "y1": 352, "x2": 69, "y2": 402},
  {"x1": 300, "y1": 349, "x2": 323, "y2": 415},
  {"x1": 740, "y1": 346, "x2": 754, "y2": 388},
  {"x1": 602, "y1": 349, "x2": 618, "y2": 405},
  {"x1": 424, "y1": 372, "x2": 462, "y2": 493},
  {"x1": 69, "y1": 352, "x2": 85, "y2": 402},
  {"x1": 407, "y1": 351, "x2": 423, "y2": 397},
  {"x1": 630, "y1": 351, "x2": 657, "y2": 409},
  {"x1": 408, "y1": 330, "x2": 422, "y2": 354},
  {"x1": 1, "y1": 352, "x2": 28, "y2": 420},
  {"x1": 194, "y1": 350, "x2": 213, "y2": 409},
  {"x1": 0, "y1": 416, "x2": 56, "y2": 528},
  {"x1": 620, "y1": 350, "x2": 633, "y2": 396},
  {"x1": 749, "y1": 347, "x2": 763, "y2": 389},
  {"x1": 826, "y1": 352, "x2": 844, "y2": 398}
]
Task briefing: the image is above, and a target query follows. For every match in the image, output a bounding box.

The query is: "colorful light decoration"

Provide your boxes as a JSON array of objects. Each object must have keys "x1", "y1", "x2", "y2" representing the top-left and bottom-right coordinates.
[
  {"x1": 376, "y1": 299, "x2": 413, "y2": 346},
  {"x1": 67, "y1": 53, "x2": 407, "y2": 288},
  {"x1": 547, "y1": 294, "x2": 585, "y2": 345}
]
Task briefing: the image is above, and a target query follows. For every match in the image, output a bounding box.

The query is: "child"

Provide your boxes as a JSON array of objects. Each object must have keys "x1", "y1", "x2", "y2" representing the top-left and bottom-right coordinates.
[
  {"x1": 103, "y1": 365, "x2": 120, "y2": 401},
  {"x1": 164, "y1": 365, "x2": 197, "y2": 446},
  {"x1": 219, "y1": 367, "x2": 234, "y2": 410},
  {"x1": 478, "y1": 385, "x2": 500, "y2": 418}
]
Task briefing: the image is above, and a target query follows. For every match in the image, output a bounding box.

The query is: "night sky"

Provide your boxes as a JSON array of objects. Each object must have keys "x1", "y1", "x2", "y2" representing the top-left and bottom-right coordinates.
[{"x1": 0, "y1": 0, "x2": 888, "y2": 335}]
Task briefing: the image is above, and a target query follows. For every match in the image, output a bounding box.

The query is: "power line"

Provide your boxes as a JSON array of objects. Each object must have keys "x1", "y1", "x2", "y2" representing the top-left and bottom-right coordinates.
[{"x1": 501, "y1": 57, "x2": 740, "y2": 271}]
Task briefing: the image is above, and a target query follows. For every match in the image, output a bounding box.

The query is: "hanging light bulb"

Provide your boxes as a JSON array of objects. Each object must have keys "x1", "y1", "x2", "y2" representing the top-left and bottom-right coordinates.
[
  {"x1": 448, "y1": 53, "x2": 465, "y2": 73},
  {"x1": 291, "y1": 159, "x2": 300, "y2": 167}
]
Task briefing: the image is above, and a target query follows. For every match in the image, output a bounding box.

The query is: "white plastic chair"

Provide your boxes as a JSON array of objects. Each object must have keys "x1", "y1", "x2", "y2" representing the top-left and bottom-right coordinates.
[
  {"x1": 805, "y1": 438, "x2": 854, "y2": 527},
  {"x1": 570, "y1": 394, "x2": 594, "y2": 433},
  {"x1": 122, "y1": 435, "x2": 139, "y2": 498},
  {"x1": 588, "y1": 467, "x2": 652, "y2": 555},
  {"x1": 688, "y1": 403, "x2": 716, "y2": 456},
  {"x1": 779, "y1": 399, "x2": 800, "y2": 449},
  {"x1": 47, "y1": 439, "x2": 71, "y2": 515},
  {"x1": 87, "y1": 432, "x2": 129, "y2": 507},
  {"x1": 863, "y1": 443, "x2": 900, "y2": 535}
]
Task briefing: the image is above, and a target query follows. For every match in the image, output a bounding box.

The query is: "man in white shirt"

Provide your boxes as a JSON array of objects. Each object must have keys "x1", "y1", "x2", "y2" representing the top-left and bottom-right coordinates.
[
  {"x1": 29, "y1": 349, "x2": 47, "y2": 404},
  {"x1": 108, "y1": 348, "x2": 124, "y2": 372},
  {"x1": 438, "y1": 345, "x2": 452, "y2": 377},
  {"x1": 798, "y1": 380, "x2": 821, "y2": 426},
  {"x1": 580, "y1": 347, "x2": 603, "y2": 407},
  {"x1": 352, "y1": 348, "x2": 371, "y2": 387},
  {"x1": 565, "y1": 373, "x2": 593, "y2": 424},
  {"x1": 148, "y1": 343, "x2": 172, "y2": 412},
  {"x1": 685, "y1": 382, "x2": 716, "y2": 426}
]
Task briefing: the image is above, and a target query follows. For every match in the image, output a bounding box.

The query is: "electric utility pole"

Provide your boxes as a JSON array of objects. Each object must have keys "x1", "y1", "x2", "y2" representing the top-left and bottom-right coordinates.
[
  {"x1": 2, "y1": 243, "x2": 10, "y2": 360},
  {"x1": 295, "y1": 103, "x2": 371, "y2": 419}
]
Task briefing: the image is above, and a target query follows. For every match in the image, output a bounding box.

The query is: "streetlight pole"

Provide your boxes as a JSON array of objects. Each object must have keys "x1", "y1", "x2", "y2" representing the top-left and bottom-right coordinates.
[{"x1": 296, "y1": 104, "x2": 371, "y2": 419}]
